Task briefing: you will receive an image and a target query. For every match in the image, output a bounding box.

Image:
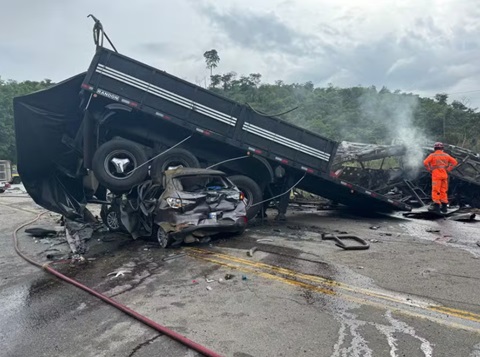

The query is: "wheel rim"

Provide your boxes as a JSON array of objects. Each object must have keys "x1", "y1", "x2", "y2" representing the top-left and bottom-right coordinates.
[
  {"x1": 106, "y1": 211, "x2": 120, "y2": 230},
  {"x1": 157, "y1": 227, "x2": 169, "y2": 248},
  {"x1": 104, "y1": 150, "x2": 138, "y2": 180}
]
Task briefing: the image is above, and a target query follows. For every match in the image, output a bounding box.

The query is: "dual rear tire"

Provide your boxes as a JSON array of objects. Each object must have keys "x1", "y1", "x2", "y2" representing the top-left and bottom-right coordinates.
[
  {"x1": 92, "y1": 139, "x2": 264, "y2": 221},
  {"x1": 92, "y1": 140, "x2": 200, "y2": 192}
]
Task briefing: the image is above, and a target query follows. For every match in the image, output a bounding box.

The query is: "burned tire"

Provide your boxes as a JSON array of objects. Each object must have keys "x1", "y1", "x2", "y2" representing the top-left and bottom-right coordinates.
[
  {"x1": 228, "y1": 175, "x2": 263, "y2": 220},
  {"x1": 151, "y1": 148, "x2": 200, "y2": 183},
  {"x1": 92, "y1": 140, "x2": 149, "y2": 193}
]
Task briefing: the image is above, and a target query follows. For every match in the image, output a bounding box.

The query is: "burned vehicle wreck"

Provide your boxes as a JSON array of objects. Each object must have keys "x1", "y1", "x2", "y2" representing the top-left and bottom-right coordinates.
[
  {"x1": 332, "y1": 141, "x2": 480, "y2": 209},
  {"x1": 103, "y1": 168, "x2": 247, "y2": 247}
]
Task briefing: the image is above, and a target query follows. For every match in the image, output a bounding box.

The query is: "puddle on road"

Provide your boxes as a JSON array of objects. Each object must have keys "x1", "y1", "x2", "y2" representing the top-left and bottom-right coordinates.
[
  {"x1": 0, "y1": 275, "x2": 74, "y2": 350},
  {"x1": 6, "y1": 210, "x2": 477, "y2": 356},
  {"x1": 203, "y1": 225, "x2": 480, "y2": 356},
  {"x1": 400, "y1": 218, "x2": 480, "y2": 257}
]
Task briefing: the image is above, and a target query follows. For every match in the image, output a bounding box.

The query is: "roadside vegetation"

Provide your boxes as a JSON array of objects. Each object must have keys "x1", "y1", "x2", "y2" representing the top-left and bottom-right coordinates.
[{"x1": 1, "y1": 51, "x2": 479, "y2": 163}]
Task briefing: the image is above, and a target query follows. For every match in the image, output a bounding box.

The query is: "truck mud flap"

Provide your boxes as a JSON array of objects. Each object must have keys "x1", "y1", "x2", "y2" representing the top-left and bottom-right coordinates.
[{"x1": 321, "y1": 233, "x2": 370, "y2": 250}]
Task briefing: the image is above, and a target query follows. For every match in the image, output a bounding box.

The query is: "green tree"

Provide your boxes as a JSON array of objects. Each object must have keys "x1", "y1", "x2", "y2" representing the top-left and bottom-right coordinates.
[
  {"x1": 209, "y1": 74, "x2": 222, "y2": 89},
  {"x1": 203, "y1": 49, "x2": 220, "y2": 76},
  {"x1": 0, "y1": 77, "x2": 53, "y2": 163},
  {"x1": 205, "y1": 65, "x2": 480, "y2": 152}
]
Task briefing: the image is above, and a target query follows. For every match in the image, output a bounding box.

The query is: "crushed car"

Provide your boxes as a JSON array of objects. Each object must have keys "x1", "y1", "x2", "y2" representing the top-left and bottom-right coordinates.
[{"x1": 101, "y1": 168, "x2": 247, "y2": 247}]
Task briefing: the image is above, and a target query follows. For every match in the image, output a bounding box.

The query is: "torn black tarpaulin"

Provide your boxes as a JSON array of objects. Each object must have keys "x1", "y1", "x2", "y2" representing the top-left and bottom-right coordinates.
[{"x1": 13, "y1": 73, "x2": 88, "y2": 220}]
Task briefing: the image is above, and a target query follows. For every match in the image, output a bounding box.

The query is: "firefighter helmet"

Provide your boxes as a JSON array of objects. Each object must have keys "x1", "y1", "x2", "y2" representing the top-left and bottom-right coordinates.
[{"x1": 434, "y1": 142, "x2": 444, "y2": 150}]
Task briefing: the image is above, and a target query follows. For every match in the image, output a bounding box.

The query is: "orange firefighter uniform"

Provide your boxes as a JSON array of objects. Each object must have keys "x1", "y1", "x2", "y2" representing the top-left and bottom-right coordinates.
[{"x1": 423, "y1": 150, "x2": 458, "y2": 204}]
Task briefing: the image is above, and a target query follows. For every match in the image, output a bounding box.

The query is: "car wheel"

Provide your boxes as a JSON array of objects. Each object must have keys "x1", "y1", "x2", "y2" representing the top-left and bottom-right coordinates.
[
  {"x1": 100, "y1": 204, "x2": 123, "y2": 232},
  {"x1": 228, "y1": 175, "x2": 263, "y2": 220},
  {"x1": 106, "y1": 208, "x2": 121, "y2": 231},
  {"x1": 154, "y1": 225, "x2": 172, "y2": 248},
  {"x1": 150, "y1": 148, "x2": 200, "y2": 184},
  {"x1": 92, "y1": 139, "x2": 149, "y2": 193}
]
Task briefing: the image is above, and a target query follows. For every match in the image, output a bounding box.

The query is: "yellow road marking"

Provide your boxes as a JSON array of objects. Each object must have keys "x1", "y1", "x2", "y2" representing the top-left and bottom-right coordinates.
[
  {"x1": 188, "y1": 248, "x2": 455, "y2": 308},
  {"x1": 189, "y1": 248, "x2": 430, "y2": 308},
  {"x1": 429, "y1": 306, "x2": 480, "y2": 320},
  {"x1": 196, "y1": 255, "x2": 335, "y2": 295},
  {"x1": 187, "y1": 247, "x2": 480, "y2": 332}
]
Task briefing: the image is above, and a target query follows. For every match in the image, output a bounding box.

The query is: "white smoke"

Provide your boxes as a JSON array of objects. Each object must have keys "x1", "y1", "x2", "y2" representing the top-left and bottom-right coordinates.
[{"x1": 358, "y1": 91, "x2": 428, "y2": 177}]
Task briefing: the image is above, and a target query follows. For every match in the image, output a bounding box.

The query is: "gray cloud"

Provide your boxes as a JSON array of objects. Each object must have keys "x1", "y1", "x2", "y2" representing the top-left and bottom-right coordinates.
[
  {"x1": 285, "y1": 9, "x2": 480, "y2": 103},
  {"x1": 199, "y1": 5, "x2": 326, "y2": 57},
  {"x1": 1, "y1": 0, "x2": 479, "y2": 108}
]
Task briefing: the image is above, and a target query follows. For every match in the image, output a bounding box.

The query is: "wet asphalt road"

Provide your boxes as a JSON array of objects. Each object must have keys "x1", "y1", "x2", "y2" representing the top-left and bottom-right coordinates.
[
  {"x1": 0, "y1": 196, "x2": 201, "y2": 357},
  {"x1": 1, "y1": 194, "x2": 480, "y2": 357}
]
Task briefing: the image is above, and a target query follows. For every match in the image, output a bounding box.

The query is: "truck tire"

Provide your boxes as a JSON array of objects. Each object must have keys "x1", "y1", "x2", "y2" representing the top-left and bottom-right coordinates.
[
  {"x1": 92, "y1": 140, "x2": 149, "y2": 193},
  {"x1": 151, "y1": 148, "x2": 200, "y2": 183},
  {"x1": 229, "y1": 175, "x2": 263, "y2": 220}
]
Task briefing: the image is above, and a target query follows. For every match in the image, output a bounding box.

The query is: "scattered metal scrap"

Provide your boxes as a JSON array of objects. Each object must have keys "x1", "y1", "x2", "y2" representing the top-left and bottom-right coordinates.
[
  {"x1": 107, "y1": 269, "x2": 132, "y2": 278},
  {"x1": 321, "y1": 233, "x2": 370, "y2": 250},
  {"x1": 25, "y1": 227, "x2": 58, "y2": 238},
  {"x1": 402, "y1": 207, "x2": 478, "y2": 221},
  {"x1": 446, "y1": 212, "x2": 476, "y2": 221}
]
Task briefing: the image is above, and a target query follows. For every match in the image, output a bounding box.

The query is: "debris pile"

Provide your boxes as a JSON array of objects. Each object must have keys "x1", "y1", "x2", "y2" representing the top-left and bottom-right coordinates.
[{"x1": 332, "y1": 141, "x2": 480, "y2": 209}]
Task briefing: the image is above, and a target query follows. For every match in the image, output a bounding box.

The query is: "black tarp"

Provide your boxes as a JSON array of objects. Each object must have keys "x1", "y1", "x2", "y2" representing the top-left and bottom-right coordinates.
[{"x1": 13, "y1": 73, "x2": 87, "y2": 220}]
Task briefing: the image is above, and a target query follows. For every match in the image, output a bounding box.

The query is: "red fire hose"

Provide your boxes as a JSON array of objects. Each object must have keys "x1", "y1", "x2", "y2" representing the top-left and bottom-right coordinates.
[{"x1": 13, "y1": 212, "x2": 223, "y2": 357}]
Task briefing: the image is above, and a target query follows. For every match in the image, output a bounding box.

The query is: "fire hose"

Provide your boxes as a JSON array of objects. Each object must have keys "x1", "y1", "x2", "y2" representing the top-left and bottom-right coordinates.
[{"x1": 13, "y1": 211, "x2": 223, "y2": 357}]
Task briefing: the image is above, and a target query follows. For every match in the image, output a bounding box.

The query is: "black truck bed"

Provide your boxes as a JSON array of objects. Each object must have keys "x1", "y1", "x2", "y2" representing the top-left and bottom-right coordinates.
[{"x1": 81, "y1": 48, "x2": 411, "y2": 212}]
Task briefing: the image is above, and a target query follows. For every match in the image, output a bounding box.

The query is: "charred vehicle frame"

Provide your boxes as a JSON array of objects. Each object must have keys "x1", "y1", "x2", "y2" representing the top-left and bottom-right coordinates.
[{"x1": 332, "y1": 141, "x2": 480, "y2": 209}]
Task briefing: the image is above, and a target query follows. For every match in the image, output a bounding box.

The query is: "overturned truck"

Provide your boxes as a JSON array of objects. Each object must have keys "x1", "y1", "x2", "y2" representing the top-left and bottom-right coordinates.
[{"x1": 13, "y1": 26, "x2": 413, "y2": 239}]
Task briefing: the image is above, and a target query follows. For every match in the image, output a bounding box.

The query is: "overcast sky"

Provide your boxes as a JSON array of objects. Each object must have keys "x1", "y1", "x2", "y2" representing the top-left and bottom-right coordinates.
[{"x1": 2, "y1": 0, "x2": 480, "y2": 108}]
